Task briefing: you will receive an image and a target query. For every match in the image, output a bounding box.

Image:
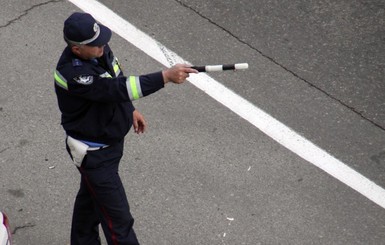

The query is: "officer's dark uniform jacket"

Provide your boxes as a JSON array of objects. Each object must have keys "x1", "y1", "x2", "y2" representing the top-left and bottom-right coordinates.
[{"x1": 54, "y1": 45, "x2": 164, "y2": 145}]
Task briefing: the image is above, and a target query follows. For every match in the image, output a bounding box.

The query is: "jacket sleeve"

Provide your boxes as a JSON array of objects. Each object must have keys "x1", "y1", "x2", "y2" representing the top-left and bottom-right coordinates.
[
  {"x1": 126, "y1": 72, "x2": 165, "y2": 100},
  {"x1": 55, "y1": 68, "x2": 165, "y2": 103}
]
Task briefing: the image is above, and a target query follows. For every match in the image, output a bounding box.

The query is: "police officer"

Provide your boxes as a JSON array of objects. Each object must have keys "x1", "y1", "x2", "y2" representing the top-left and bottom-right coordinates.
[{"x1": 54, "y1": 12, "x2": 198, "y2": 245}]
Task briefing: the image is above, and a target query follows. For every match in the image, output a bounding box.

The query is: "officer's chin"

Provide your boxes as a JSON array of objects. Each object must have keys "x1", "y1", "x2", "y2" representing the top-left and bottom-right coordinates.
[
  {"x1": 97, "y1": 49, "x2": 104, "y2": 58},
  {"x1": 92, "y1": 52, "x2": 104, "y2": 59}
]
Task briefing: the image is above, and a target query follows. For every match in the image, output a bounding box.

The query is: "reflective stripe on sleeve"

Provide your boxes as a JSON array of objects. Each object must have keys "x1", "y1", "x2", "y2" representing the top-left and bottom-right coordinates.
[
  {"x1": 112, "y1": 57, "x2": 121, "y2": 76},
  {"x1": 126, "y1": 76, "x2": 143, "y2": 100},
  {"x1": 54, "y1": 70, "x2": 68, "y2": 90},
  {"x1": 113, "y1": 64, "x2": 121, "y2": 76}
]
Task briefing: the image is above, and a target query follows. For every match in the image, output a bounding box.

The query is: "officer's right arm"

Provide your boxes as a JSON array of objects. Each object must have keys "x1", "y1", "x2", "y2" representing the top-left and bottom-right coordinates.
[
  {"x1": 124, "y1": 64, "x2": 198, "y2": 101},
  {"x1": 55, "y1": 68, "x2": 165, "y2": 102},
  {"x1": 54, "y1": 64, "x2": 198, "y2": 103}
]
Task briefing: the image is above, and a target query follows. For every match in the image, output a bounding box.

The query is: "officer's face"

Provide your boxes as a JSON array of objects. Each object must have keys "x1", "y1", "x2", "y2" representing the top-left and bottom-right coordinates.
[{"x1": 72, "y1": 44, "x2": 105, "y2": 59}]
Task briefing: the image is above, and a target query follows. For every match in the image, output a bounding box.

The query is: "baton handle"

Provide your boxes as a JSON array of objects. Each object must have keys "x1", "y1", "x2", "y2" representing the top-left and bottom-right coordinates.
[{"x1": 191, "y1": 63, "x2": 249, "y2": 72}]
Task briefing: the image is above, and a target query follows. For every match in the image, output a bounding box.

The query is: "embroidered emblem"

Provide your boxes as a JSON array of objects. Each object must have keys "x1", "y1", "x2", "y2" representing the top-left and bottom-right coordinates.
[
  {"x1": 74, "y1": 75, "x2": 93, "y2": 85},
  {"x1": 93, "y1": 23, "x2": 99, "y2": 33}
]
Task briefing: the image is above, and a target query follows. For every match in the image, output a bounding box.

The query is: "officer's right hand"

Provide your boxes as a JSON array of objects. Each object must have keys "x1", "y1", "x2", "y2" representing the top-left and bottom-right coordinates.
[{"x1": 162, "y1": 64, "x2": 198, "y2": 84}]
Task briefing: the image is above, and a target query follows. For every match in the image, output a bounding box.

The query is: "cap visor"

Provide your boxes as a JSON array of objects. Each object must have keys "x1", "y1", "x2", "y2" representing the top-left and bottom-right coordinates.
[{"x1": 88, "y1": 24, "x2": 112, "y2": 46}]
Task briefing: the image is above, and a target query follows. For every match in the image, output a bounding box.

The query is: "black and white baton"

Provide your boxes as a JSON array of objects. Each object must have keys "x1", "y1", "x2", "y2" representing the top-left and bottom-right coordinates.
[{"x1": 191, "y1": 63, "x2": 249, "y2": 72}]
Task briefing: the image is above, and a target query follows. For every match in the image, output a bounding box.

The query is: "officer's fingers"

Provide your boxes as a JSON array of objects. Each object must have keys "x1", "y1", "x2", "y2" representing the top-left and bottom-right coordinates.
[
  {"x1": 163, "y1": 65, "x2": 195, "y2": 84},
  {"x1": 139, "y1": 118, "x2": 147, "y2": 133},
  {"x1": 133, "y1": 119, "x2": 139, "y2": 133},
  {"x1": 173, "y1": 64, "x2": 198, "y2": 74},
  {"x1": 134, "y1": 113, "x2": 146, "y2": 133},
  {"x1": 183, "y1": 67, "x2": 198, "y2": 74}
]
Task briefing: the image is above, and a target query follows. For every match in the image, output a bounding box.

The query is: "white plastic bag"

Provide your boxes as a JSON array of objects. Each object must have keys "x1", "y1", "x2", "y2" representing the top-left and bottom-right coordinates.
[{"x1": 66, "y1": 136, "x2": 89, "y2": 167}]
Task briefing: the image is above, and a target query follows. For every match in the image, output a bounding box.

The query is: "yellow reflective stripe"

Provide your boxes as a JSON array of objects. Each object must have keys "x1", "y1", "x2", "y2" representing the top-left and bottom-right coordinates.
[
  {"x1": 112, "y1": 57, "x2": 121, "y2": 76},
  {"x1": 54, "y1": 70, "x2": 68, "y2": 90},
  {"x1": 130, "y1": 76, "x2": 139, "y2": 100},
  {"x1": 113, "y1": 63, "x2": 121, "y2": 75},
  {"x1": 127, "y1": 76, "x2": 142, "y2": 100}
]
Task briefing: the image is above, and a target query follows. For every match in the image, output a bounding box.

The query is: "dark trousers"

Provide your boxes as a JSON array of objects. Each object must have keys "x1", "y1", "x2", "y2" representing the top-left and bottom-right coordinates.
[{"x1": 67, "y1": 140, "x2": 140, "y2": 245}]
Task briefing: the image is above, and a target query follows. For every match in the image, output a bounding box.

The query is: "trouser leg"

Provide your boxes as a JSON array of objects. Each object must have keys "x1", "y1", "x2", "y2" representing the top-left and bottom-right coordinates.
[
  {"x1": 73, "y1": 141, "x2": 140, "y2": 245},
  {"x1": 71, "y1": 177, "x2": 101, "y2": 245}
]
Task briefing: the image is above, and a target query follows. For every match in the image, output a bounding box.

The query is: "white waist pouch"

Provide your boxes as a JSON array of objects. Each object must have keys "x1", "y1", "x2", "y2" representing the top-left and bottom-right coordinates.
[{"x1": 66, "y1": 136, "x2": 89, "y2": 167}]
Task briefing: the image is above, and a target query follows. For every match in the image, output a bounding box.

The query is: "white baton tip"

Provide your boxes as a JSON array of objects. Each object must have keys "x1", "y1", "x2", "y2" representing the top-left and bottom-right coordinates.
[{"x1": 235, "y1": 63, "x2": 249, "y2": 70}]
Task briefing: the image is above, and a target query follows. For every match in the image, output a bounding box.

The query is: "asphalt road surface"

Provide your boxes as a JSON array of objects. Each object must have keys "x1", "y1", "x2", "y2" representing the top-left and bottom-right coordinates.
[{"x1": 1, "y1": 0, "x2": 385, "y2": 244}]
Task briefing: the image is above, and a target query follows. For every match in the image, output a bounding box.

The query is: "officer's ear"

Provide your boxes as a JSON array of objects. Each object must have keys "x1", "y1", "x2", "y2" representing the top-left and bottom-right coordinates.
[{"x1": 71, "y1": 45, "x2": 82, "y2": 56}]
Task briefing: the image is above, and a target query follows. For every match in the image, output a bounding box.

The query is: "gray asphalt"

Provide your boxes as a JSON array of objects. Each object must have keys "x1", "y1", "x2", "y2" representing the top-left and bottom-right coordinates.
[{"x1": 1, "y1": 0, "x2": 385, "y2": 244}]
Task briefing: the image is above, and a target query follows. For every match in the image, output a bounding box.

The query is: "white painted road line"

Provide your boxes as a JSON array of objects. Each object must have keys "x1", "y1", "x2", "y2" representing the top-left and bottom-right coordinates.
[{"x1": 68, "y1": 0, "x2": 385, "y2": 209}]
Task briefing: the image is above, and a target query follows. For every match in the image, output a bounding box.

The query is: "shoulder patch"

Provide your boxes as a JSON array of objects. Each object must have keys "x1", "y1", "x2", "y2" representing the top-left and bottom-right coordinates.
[{"x1": 74, "y1": 75, "x2": 94, "y2": 85}]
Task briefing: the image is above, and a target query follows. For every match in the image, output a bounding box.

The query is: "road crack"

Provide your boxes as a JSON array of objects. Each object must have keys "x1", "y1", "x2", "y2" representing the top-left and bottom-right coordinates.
[
  {"x1": 174, "y1": 0, "x2": 385, "y2": 132},
  {"x1": 0, "y1": 0, "x2": 63, "y2": 29},
  {"x1": 12, "y1": 223, "x2": 36, "y2": 235}
]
